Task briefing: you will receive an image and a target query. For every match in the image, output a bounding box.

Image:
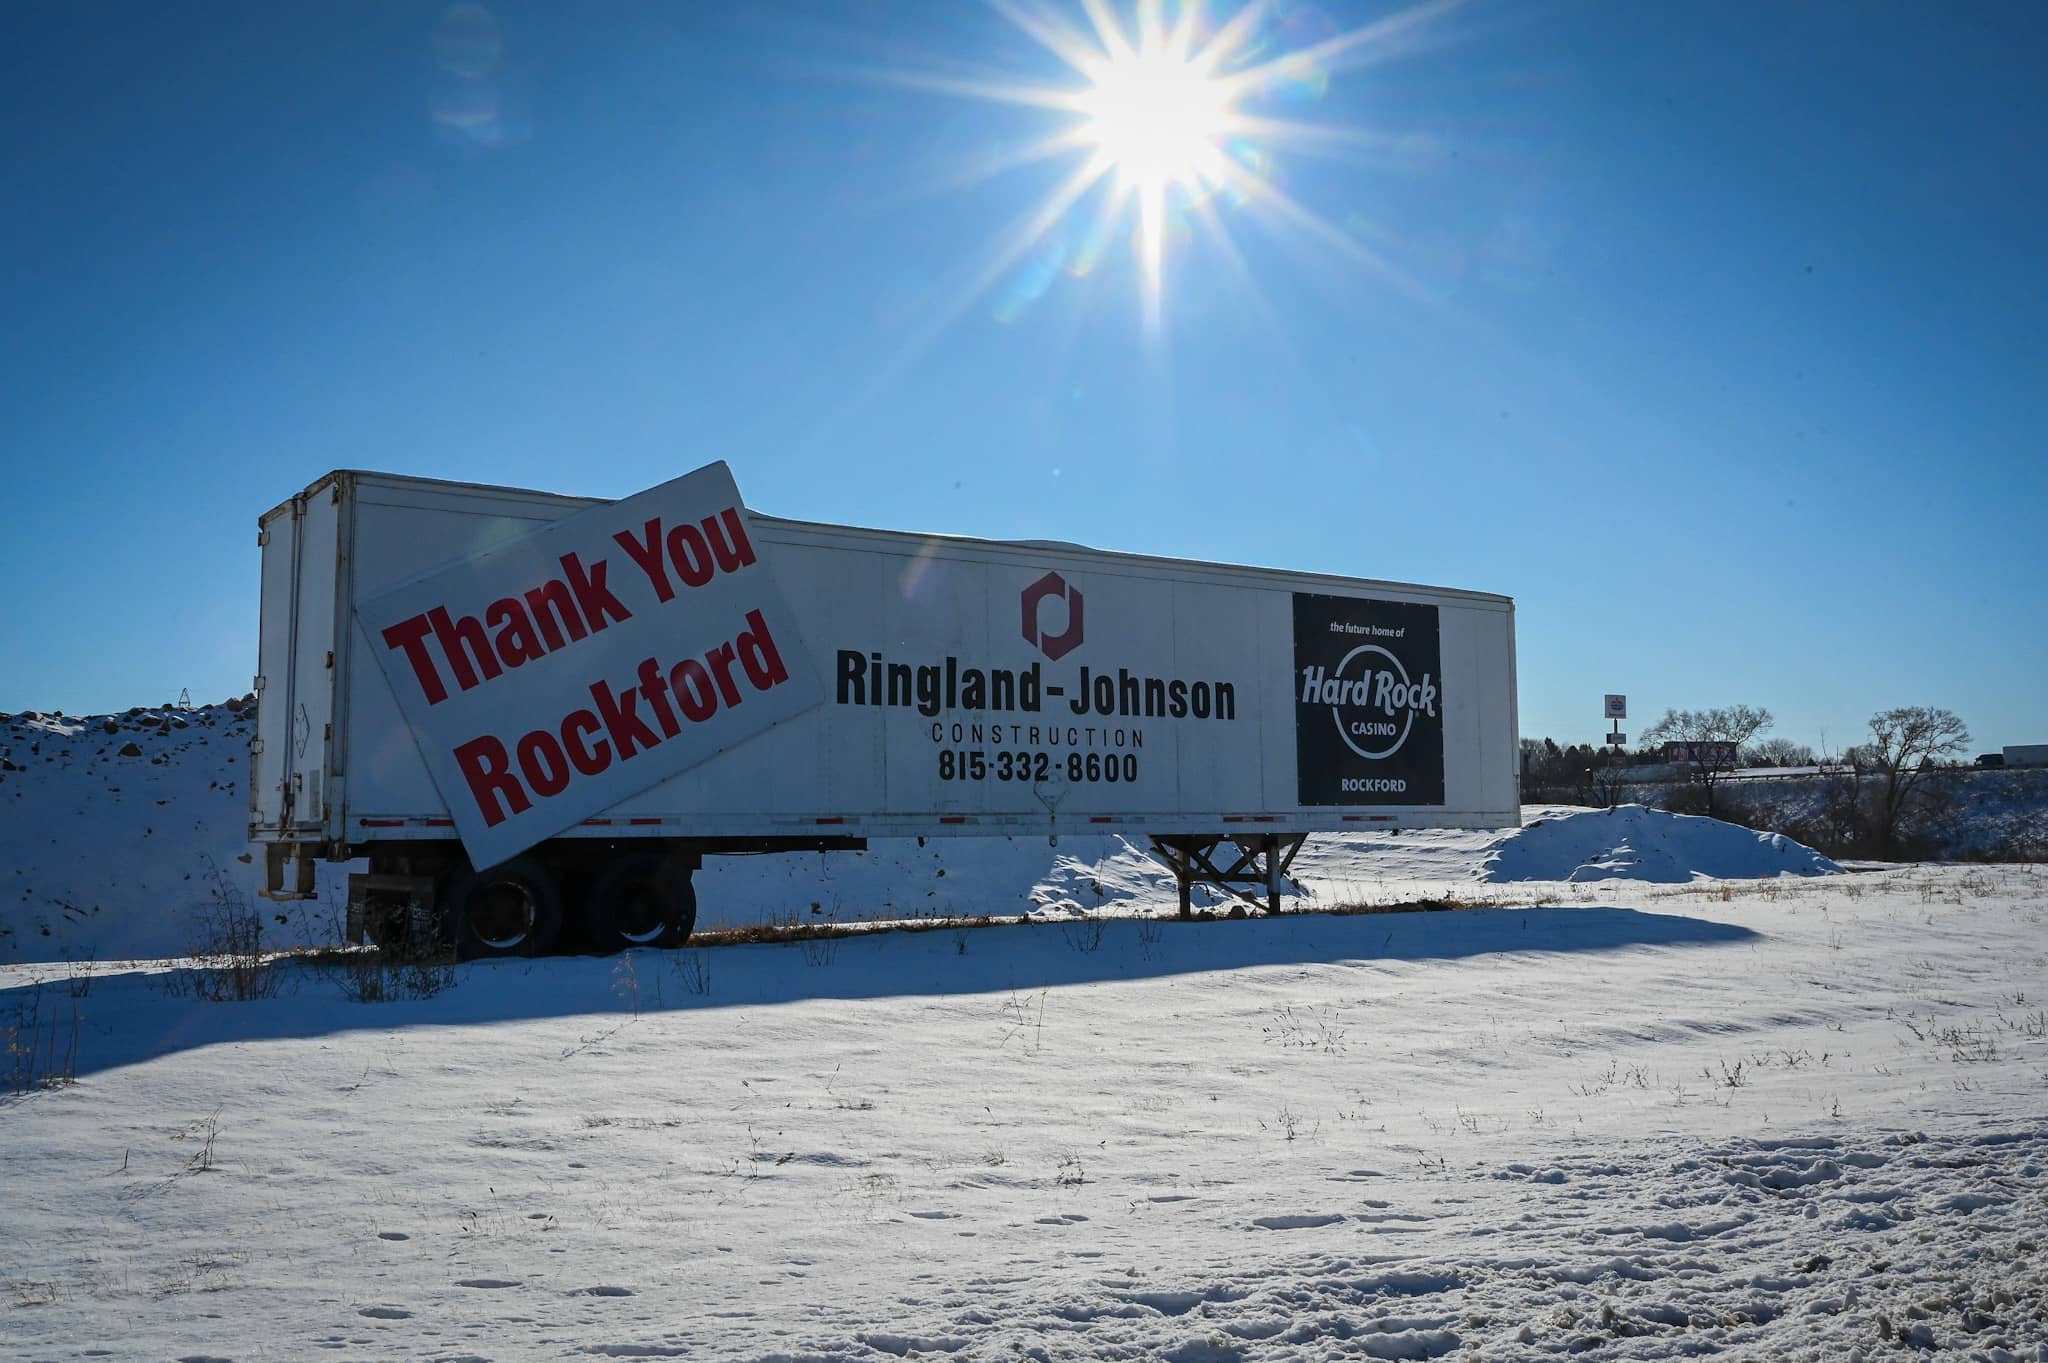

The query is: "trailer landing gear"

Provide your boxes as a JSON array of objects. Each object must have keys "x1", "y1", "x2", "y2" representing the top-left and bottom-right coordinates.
[{"x1": 1148, "y1": 834, "x2": 1306, "y2": 919}]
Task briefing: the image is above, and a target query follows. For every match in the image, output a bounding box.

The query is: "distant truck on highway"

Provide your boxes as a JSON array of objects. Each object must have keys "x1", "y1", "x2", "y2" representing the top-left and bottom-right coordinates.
[{"x1": 250, "y1": 468, "x2": 1519, "y2": 958}]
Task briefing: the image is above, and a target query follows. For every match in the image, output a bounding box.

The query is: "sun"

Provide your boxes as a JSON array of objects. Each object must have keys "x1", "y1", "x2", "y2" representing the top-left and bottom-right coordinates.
[{"x1": 1075, "y1": 45, "x2": 1234, "y2": 197}]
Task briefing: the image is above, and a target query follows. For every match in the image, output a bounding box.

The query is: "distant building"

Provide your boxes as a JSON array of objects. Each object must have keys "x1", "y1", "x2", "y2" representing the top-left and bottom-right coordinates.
[
  {"x1": 2005, "y1": 744, "x2": 2048, "y2": 768},
  {"x1": 1663, "y1": 740, "x2": 1740, "y2": 768}
]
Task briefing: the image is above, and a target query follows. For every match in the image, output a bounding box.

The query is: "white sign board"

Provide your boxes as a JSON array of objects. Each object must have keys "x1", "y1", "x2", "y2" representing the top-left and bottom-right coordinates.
[
  {"x1": 357, "y1": 462, "x2": 821, "y2": 867},
  {"x1": 1604, "y1": 694, "x2": 1627, "y2": 720}
]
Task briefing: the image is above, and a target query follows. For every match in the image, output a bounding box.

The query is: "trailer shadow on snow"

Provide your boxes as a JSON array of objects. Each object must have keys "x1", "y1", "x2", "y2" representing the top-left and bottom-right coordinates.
[{"x1": 3, "y1": 904, "x2": 1758, "y2": 1082}]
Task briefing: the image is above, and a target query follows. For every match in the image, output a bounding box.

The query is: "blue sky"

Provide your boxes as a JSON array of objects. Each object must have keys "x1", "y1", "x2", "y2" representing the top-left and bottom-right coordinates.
[{"x1": 3, "y1": 1, "x2": 2043, "y2": 754}]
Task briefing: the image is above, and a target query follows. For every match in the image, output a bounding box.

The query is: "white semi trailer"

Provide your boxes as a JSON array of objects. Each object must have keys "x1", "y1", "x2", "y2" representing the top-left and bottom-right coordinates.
[{"x1": 252, "y1": 468, "x2": 1519, "y2": 957}]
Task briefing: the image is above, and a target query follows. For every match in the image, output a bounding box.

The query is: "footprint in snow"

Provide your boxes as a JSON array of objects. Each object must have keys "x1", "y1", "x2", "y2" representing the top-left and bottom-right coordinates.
[
  {"x1": 376, "y1": 1231, "x2": 409, "y2": 1241},
  {"x1": 1124, "y1": 1289, "x2": 1209, "y2": 1316},
  {"x1": 856, "y1": 1333, "x2": 967, "y2": 1357},
  {"x1": 357, "y1": 1306, "x2": 411, "y2": 1320},
  {"x1": 580, "y1": 1286, "x2": 637, "y2": 1297},
  {"x1": 456, "y1": 1278, "x2": 522, "y2": 1289},
  {"x1": 1252, "y1": 1213, "x2": 1345, "y2": 1230},
  {"x1": 1493, "y1": 1164, "x2": 1568, "y2": 1184}
]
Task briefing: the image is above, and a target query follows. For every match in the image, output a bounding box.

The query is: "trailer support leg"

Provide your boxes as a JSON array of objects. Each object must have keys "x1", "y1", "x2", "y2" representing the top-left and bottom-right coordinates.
[
  {"x1": 1266, "y1": 835, "x2": 1282, "y2": 916},
  {"x1": 261, "y1": 843, "x2": 320, "y2": 902},
  {"x1": 1149, "y1": 834, "x2": 1307, "y2": 919}
]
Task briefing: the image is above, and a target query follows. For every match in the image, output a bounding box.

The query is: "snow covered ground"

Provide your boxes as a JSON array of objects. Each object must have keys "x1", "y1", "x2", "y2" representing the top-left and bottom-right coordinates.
[{"x1": 6, "y1": 856, "x2": 2045, "y2": 1360}]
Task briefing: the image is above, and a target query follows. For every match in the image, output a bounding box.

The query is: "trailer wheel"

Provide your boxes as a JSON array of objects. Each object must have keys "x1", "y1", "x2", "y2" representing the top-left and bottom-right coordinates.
[
  {"x1": 587, "y1": 853, "x2": 698, "y2": 953},
  {"x1": 444, "y1": 859, "x2": 563, "y2": 960}
]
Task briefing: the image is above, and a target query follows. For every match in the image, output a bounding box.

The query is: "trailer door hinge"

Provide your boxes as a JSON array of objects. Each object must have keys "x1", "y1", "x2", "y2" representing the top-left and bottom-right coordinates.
[
  {"x1": 257, "y1": 528, "x2": 270, "y2": 547},
  {"x1": 325, "y1": 650, "x2": 334, "y2": 669}
]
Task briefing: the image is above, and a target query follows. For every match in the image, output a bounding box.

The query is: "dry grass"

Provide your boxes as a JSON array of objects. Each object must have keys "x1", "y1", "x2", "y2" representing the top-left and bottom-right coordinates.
[
  {"x1": 685, "y1": 897, "x2": 1480, "y2": 952},
  {"x1": 1314, "y1": 897, "x2": 1471, "y2": 917}
]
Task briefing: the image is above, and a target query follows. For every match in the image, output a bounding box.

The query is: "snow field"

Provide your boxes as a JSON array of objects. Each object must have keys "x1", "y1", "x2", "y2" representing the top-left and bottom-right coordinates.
[{"x1": 3, "y1": 863, "x2": 2045, "y2": 1361}]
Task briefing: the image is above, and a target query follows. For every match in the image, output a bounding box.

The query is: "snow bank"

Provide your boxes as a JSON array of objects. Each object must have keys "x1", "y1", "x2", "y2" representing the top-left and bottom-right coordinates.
[
  {"x1": 1481, "y1": 804, "x2": 1842, "y2": 883},
  {"x1": 0, "y1": 701, "x2": 306, "y2": 965}
]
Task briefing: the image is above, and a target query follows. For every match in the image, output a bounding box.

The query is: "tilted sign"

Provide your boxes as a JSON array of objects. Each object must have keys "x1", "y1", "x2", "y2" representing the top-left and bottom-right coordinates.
[
  {"x1": 1292, "y1": 593, "x2": 1445, "y2": 806},
  {"x1": 357, "y1": 462, "x2": 822, "y2": 868}
]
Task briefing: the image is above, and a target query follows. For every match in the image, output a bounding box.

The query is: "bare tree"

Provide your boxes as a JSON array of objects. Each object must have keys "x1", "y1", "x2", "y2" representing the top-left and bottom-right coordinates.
[
  {"x1": 1640, "y1": 705, "x2": 1773, "y2": 817},
  {"x1": 1746, "y1": 737, "x2": 1816, "y2": 768},
  {"x1": 1863, "y1": 707, "x2": 1971, "y2": 857},
  {"x1": 1799, "y1": 734, "x2": 1869, "y2": 857},
  {"x1": 1592, "y1": 762, "x2": 1633, "y2": 810}
]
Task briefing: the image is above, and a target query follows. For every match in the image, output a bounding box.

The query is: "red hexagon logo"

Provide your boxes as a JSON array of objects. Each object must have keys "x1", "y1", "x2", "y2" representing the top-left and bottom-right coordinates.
[{"x1": 1021, "y1": 570, "x2": 1084, "y2": 661}]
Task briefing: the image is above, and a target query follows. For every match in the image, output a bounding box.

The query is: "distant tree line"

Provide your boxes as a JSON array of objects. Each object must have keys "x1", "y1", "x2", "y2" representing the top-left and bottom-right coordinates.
[
  {"x1": 1520, "y1": 704, "x2": 1979, "y2": 859},
  {"x1": 1794, "y1": 706, "x2": 1975, "y2": 858}
]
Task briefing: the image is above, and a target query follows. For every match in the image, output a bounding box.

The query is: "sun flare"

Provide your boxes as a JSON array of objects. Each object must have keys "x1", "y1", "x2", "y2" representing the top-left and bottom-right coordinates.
[{"x1": 857, "y1": 0, "x2": 1457, "y2": 339}]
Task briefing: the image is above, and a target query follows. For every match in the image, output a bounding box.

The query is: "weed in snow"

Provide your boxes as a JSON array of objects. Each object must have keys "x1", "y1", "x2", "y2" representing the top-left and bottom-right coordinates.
[
  {"x1": 1260, "y1": 1003, "x2": 1348, "y2": 1054},
  {"x1": 161, "y1": 857, "x2": 286, "y2": 1002},
  {"x1": 1059, "y1": 918, "x2": 1104, "y2": 953},
  {"x1": 1261, "y1": 1103, "x2": 1318, "y2": 1142},
  {"x1": 333, "y1": 940, "x2": 456, "y2": 1004},
  {"x1": 998, "y1": 990, "x2": 1047, "y2": 1053},
  {"x1": 612, "y1": 953, "x2": 640, "y2": 1018},
  {"x1": 62, "y1": 954, "x2": 94, "y2": 999},
  {"x1": 673, "y1": 949, "x2": 712, "y2": 995},
  {"x1": 9, "y1": 1280, "x2": 59, "y2": 1308},
  {"x1": 4, "y1": 979, "x2": 82, "y2": 1096},
  {"x1": 838, "y1": 1172, "x2": 899, "y2": 1223},
  {"x1": 823, "y1": 1064, "x2": 876, "y2": 1112},
  {"x1": 184, "y1": 1109, "x2": 221, "y2": 1174}
]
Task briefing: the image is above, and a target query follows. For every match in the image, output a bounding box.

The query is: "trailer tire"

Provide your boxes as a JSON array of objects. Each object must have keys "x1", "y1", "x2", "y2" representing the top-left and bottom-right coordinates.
[
  {"x1": 587, "y1": 853, "x2": 698, "y2": 953},
  {"x1": 444, "y1": 859, "x2": 563, "y2": 960}
]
